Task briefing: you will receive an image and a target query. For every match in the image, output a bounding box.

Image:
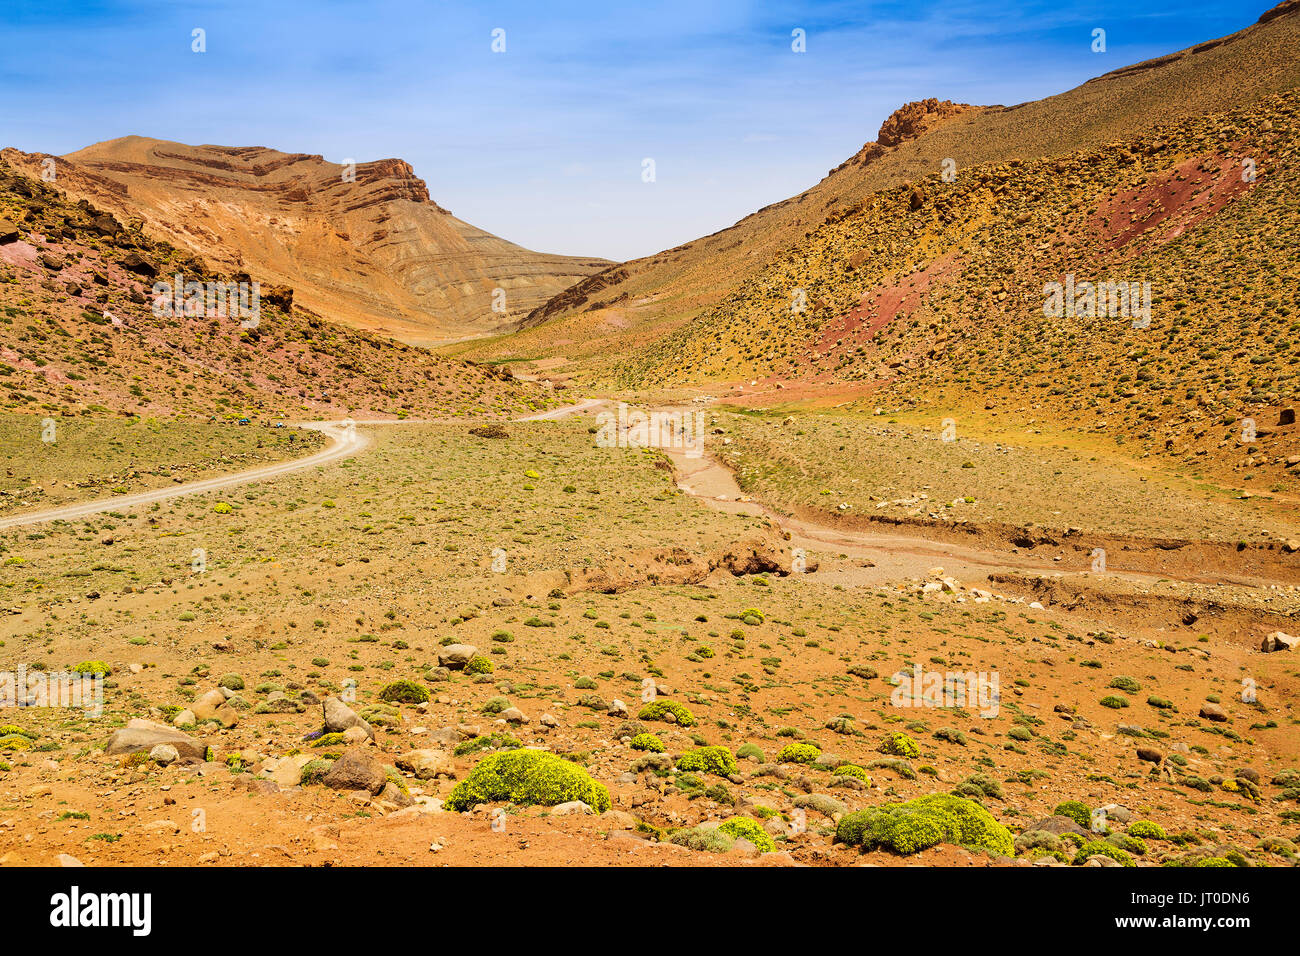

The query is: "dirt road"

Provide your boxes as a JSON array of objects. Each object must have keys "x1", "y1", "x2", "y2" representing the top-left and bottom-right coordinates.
[{"x1": 0, "y1": 401, "x2": 602, "y2": 531}]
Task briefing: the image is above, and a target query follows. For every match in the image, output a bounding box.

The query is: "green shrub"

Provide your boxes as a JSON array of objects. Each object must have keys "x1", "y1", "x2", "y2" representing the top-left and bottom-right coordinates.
[
  {"x1": 833, "y1": 763, "x2": 872, "y2": 783},
  {"x1": 630, "y1": 733, "x2": 665, "y2": 753},
  {"x1": 878, "y1": 732, "x2": 920, "y2": 758},
  {"x1": 718, "y1": 815, "x2": 776, "y2": 852},
  {"x1": 71, "y1": 660, "x2": 111, "y2": 677},
  {"x1": 1109, "y1": 676, "x2": 1141, "y2": 693},
  {"x1": 1099, "y1": 695, "x2": 1129, "y2": 709},
  {"x1": 299, "y1": 759, "x2": 333, "y2": 785},
  {"x1": 669, "y1": 826, "x2": 734, "y2": 853},
  {"x1": 836, "y1": 794, "x2": 1013, "y2": 856},
  {"x1": 1073, "y1": 839, "x2": 1134, "y2": 866},
  {"x1": 465, "y1": 655, "x2": 494, "y2": 675},
  {"x1": 776, "y1": 742, "x2": 821, "y2": 764},
  {"x1": 444, "y1": 750, "x2": 610, "y2": 812},
  {"x1": 1053, "y1": 800, "x2": 1091, "y2": 829},
  {"x1": 217, "y1": 674, "x2": 245, "y2": 691},
  {"x1": 676, "y1": 746, "x2": 738, "y2": 776},
  {"x1": 637, "y1": 700, "x2": 695, "y2": 727},
  {"x1": 1128, "y1": 820, "x2": 1167, "y2": 840},
  {"x1": 378, "y1": 679, "x2": 429, "y2": 704},
  {"x1": 736, "y1": 742, "x2": 765, "y2": 763}
]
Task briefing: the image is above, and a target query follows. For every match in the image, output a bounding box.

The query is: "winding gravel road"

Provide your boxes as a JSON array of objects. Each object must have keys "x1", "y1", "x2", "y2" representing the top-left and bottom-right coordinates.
[{"x1": 0, "y1": 401, "x2": 604, "y2": 531}]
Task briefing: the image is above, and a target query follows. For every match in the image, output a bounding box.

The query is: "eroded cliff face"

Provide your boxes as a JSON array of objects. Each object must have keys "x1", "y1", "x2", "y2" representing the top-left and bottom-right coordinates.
[{"x1": 1, "y1": 137, "x2": 610, "y2": 344}]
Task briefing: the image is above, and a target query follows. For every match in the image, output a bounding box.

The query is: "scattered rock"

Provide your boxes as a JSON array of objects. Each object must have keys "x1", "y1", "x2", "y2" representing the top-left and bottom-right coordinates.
[
  {"x1": 320, "y1": 749, "x2": 387, "y2": 794},
  {"x1": 438, "y1": 644, "x2": 478, "y2": 670}
]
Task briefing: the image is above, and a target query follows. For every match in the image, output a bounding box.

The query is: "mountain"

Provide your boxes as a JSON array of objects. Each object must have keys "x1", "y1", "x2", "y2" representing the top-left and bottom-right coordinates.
[
  {"x1": 0, "y1": 159, "x2": 551, "y2": 421},
  {"x1": 0, "y1": 137, "x2": 611, "y2": 346},
  {"x1": 452, "y1": 1, "x2": 1300, "y2": 379}
]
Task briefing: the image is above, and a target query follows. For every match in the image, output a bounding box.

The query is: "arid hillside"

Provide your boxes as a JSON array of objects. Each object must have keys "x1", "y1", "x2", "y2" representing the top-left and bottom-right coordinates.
[
  {"x1": 1, "y1": 137, "x2": 611, "y2": 346},
  {"x1": 451, "y1": 2, "x2": 1300, "y2": 375},
  {"x1": 0, "y1": 159, "x2": 553, "y2": 421}
]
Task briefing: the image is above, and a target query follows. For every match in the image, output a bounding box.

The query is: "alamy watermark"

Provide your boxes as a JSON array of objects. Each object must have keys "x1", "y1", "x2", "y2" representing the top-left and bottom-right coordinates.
[
  {"x1": 151, "y1": 274, "x2": 260, "y2": 328},
  {"x1": 1, "y1": 665, "x2": 103, "y2": 717},
  {"x1": 1043, "y1": 274, "x2": 1151, "y2": 329},
  {"x1": 890, "y1": 665, "x2": 1000, "y2": 718},
  {"x1": 595, "y1": 403, "x2": 705, "y2": 458}
]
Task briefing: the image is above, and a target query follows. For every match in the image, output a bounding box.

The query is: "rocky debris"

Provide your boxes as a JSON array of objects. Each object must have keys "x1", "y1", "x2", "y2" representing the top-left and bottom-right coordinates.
[
  {"x1": 262, "y1": 284, "x2": 294, "y2": 311},
  {"x1": 1136, "y1": 746, "x2": 1164, "y2": 763},
  {"x1": 119, "y1": 251, "x2": 157, "y2": 277},
  {"x1": 499, "y1": 706, "x2": 528, "y2": 724},
  {"x1": 323, "y1": 696, "x2": 374, "y2": 739},
  {"x1": 438, "y1": 644, "x2": 478, "y2": 670},
  {"x1": 0, "y1": 219, "x2": 21, "y2": 244},
  {"x1": 877, "y1": 98, "x2": 975, "y2": 149},
  {"x1": 191, "y1": 688, "x2": 240, "y2": 727},
  {"x1": 106, "y1": 721, "x2": 206, "y2": 763},
  {"x1": 320, "y1": 748, "x2": 387, "y2": 794},
  {"x1": 395, "y1": 749, "x2": 454, "y2": 780},
  {"x1": 1261, "y1": 631, "x2": 1296, "y2": 652}
]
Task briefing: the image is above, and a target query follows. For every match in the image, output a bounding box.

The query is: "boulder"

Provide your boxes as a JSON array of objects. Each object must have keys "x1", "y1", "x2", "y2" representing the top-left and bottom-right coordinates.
[
  {"x1": 438, "y1": 644, "x2": 477, "y2": 670},
  {"x1": 118, "y1": 251, "x2": 157, "y2": 276},
  {"x1": 395, "y1": 749, "x2": 453, "y2": 780},
  {"x1": 551, "y1": 801, "x2": 594, "y2": 816},
  {"x1": 106, "y1": 726, "x2": 206, "y2": 763},
  {"x1": 1261, "y1": 631, "x2": 1296, "y2": 653},
  {"x1": 342, "y1": 726, "x2": 371, "y2": 746},
  {"x1": 259, "y1": 753, "x2": 314, "y2": 788},
  {"x1": 149, "y1": 744, "x2": 179, "y2": 766},
  {"x1": 1028, "y1": 815, "x2": 1088, "y2": 837},
  {"x1": 191, "y1": 689, "x2": 229, "y2": 722},
  {"x1": 0, "y1": 219, "x2": 20, "y2": 244},
  {"x1": 1099, "y1": 803, "x2": 1132, "y2": 824},
  {"x1": 320, "y1": 748, "x2": 387, "y2": 794},
  {"x1": 1199, "y1": 702, "x2": 1228, "y2": 722},
  {"x1": 323, "y1": 697, "x2": 374, "y2": 739}
]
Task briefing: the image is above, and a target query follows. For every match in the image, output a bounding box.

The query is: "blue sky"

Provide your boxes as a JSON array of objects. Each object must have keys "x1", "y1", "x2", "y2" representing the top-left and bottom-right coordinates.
[{"x1": 0, "y1": 0, "x2": 1267, "y2": 261}]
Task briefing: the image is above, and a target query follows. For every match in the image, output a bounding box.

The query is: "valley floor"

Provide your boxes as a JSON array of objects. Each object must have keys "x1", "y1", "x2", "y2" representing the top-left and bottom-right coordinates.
[{"x1": 0, "y1": 400, "x2": 1296, "y2": 867}]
